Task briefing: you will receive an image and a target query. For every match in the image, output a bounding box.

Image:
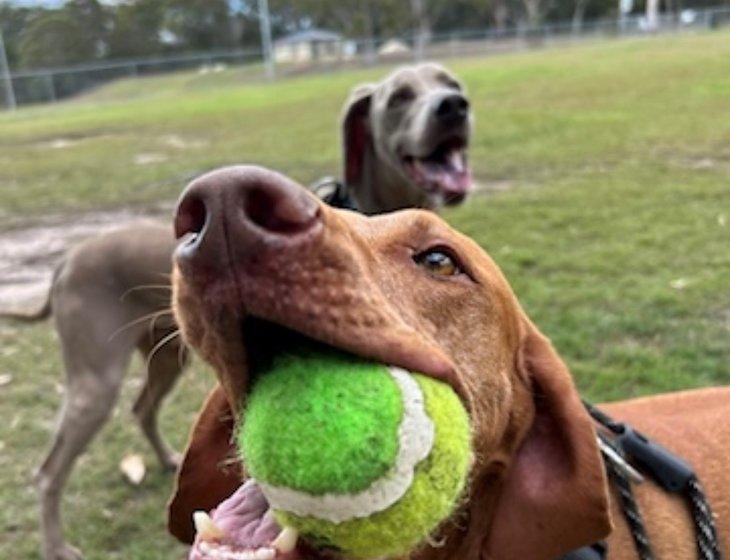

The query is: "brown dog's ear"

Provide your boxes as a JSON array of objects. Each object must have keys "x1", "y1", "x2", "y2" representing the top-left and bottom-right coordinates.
[
  {"x1": 483, "y1": 322, "x2": 612, "y2": 560},
  {"x1": 342, "y1": 83, "x2": 374, "y2": 187},
  {"x1": 167, "y1": 385, "x2": 242, "y2": 544}
]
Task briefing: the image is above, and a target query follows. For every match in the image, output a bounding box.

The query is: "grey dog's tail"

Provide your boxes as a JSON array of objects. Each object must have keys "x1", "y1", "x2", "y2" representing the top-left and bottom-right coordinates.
[
  {"x1": 0, "y1": 293, "x2": 52, "y2": 321},
  {"x1": 0, "y1": 264, "x2": 58, "y2": 322}
]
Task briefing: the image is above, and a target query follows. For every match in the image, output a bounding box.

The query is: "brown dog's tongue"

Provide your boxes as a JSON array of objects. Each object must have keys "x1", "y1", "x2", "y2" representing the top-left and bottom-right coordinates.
[{"x1": 190, "y1": 480, "x2": 300, "y2": 560}]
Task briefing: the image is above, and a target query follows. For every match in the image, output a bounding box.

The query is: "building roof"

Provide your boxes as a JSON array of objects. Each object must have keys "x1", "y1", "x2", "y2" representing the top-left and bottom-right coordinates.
[{"x1": 275, "y1": 28, "x2": 343, "y2": 46}]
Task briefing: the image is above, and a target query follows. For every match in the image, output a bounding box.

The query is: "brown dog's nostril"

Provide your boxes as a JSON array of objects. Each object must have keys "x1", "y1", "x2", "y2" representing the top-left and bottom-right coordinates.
[
  {"x1": 174, "y1": 166, "x2": 323, "y2": 272},
  {"x1": 175, "y1": 194, "x2": 208, "y2": 240},
  {"x1": 244, "y1": 186, "x2": 320, "y2": 235}
]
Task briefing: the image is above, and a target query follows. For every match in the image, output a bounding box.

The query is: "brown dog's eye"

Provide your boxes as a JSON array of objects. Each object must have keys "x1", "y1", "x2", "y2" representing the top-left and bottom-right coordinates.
[{"x1": 414, "y1": 249, "x2": 461, "y2": 277}]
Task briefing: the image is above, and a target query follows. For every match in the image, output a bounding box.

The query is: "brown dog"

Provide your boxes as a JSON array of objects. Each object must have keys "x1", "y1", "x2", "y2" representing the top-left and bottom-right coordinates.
[
  {"x1": 167, "y1": 166, "x2": 729, "y2": 560},
  {"x1": 4, "y1": 63, "x2": 472, "y2": 560}
]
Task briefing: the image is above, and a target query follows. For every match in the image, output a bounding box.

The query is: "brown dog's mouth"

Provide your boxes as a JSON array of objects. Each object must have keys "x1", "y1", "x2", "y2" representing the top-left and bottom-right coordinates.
[
  {"x1": 402, "y1": 136, "x2": 471, "y2": 205},
  {"x1": 190, "y1": 480, "x2": 322, "y2": 560},
  {"x1": 189, "y1": 322, "x2": 352, "y2": 560},
  {"x1": 189, "y1": 317, "x2": 463, "y2": 560}
]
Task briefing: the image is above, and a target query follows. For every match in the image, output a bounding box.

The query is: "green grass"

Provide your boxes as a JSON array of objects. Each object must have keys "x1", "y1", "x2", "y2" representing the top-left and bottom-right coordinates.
[{"x1": 1, "y1": 31, "x2": 729, "y2": 559}]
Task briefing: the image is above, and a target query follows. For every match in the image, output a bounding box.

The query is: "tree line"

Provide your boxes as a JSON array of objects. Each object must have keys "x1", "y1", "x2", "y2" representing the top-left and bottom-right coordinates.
[{"x1": 1, "y1": 0, "x2": 726, "y2": 70}]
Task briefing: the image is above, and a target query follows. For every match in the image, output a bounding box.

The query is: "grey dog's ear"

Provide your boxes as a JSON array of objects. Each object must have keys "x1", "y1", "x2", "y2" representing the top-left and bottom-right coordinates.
[{"x1": 342, "y1": 83, "x2": 375, "y2": 187}]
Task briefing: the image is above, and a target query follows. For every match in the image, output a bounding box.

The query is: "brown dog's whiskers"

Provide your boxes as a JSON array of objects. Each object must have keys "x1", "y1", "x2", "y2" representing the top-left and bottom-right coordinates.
[
  {"x1": 120, "y1": 283, "x2": 173, "y2": 301},
  {"x1": 109, "y1": 308, "x2": 174, "y2": 342},
  {"x1": 145, "y1": 329, "x2": 181, "y2": 371}
]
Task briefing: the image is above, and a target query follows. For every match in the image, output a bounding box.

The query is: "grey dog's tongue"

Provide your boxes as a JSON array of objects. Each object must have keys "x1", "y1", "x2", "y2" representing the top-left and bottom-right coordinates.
[
  {"x1": 410, "y1": 150, "x2": 471, "y2": 196},
  {"x1": 189, "y1": 480, "x2": 283, "y2": 560}
]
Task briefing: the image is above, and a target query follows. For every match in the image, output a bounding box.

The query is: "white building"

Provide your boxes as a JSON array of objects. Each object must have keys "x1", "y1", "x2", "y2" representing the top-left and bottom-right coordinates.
[{"x1": 274, "y1": 29, "x2": 350, "y2": 64}]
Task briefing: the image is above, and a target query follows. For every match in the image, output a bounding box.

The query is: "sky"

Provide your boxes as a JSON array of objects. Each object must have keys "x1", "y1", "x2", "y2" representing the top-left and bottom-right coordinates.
[
  {"x1": 3, "y1": 0, "x2": 245, "y2": 8},
  {"x1": 3, "y1": 0, "x2": 63, "y2": 5},
  {"x1": 4, "y1": 0, "x2": 122, "y2": 5}
]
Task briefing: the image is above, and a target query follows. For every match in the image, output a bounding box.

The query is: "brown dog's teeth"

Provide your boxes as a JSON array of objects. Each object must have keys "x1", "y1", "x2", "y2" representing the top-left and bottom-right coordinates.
[
  {"x1": 272, "y1": 526, "x2": 298, "y2": 553},
  {"x1": 193, "y1": 510, "x2": 226, "y2": 541}
]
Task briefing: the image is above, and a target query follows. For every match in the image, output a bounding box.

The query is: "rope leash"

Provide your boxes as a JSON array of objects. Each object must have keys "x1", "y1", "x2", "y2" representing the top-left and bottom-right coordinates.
[
  {"x1": 688, "y1": 477, "x2": 723, "y2": 560},
  {"x1": 598, "y1": 433, "x2": 654, "y2": 560},
  {"x1": 583, "y1": 401, "x2": 723, "y2": 560}
]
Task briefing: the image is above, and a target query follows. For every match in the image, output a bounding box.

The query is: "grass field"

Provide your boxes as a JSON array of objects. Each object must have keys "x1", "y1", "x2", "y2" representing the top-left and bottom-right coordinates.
[{"x1": 1, "y1": 31, "x2": 729, "y2": 559}]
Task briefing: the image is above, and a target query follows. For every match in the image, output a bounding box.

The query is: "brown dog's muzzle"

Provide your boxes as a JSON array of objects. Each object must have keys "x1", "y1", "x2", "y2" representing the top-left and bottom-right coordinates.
[
  {"x1": 174, "y1": 166, "x2": 322, "y2": 282},
  {"x1": 172, "y1": 166, "x2": 459, "y2": 410}
]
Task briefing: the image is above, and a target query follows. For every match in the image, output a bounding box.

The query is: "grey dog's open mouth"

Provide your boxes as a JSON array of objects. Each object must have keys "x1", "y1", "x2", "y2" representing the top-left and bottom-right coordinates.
[{"x1": 402, "y1": 136, "x2": 471, "y2": 205}]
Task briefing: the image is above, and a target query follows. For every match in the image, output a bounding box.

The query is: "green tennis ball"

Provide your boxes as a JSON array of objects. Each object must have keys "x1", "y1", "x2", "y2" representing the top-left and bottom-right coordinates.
[{"x1": 238, "y1": 347, "x2": 472, "y2": 559}]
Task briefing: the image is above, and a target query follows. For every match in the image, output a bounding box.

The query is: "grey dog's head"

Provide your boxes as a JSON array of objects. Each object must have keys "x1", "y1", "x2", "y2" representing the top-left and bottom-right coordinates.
[{"x1": 343, "y1": 63, "x2": 472, "y2": 210}]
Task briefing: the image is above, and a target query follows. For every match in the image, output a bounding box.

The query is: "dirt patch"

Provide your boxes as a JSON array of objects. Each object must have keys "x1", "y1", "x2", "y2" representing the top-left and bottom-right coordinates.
[
  {"x1": 134, "y1": 152, "x2": 169, "y2": 165},
  {"x1": 472, "y1": 179, "x2": 531, "y2": 195},
  {"x1": 668, "y1": 153, "x2": 730, "y2": 172},
  {"x1": 0, "y1": 204, "x2": 173, "y2": 315},
  {"x1": 160, "y1": 134, "x2": 208, "y2": 150}
]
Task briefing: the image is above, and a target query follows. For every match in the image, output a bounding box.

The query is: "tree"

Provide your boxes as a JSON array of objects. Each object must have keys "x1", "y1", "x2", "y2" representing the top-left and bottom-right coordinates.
[
  {"x1": 428, "y1": 0, "x2": 495, "y2": 34},
  {"x1": 64, "y1": 0, "x2": 108, "y2": 37},
  {"x1": 267, "y1": 0, "x2": 410, "y2": 41},
  {"x1": 18, "y1": 12, "x2": 97, "y2": 68},
  {"x1": 0, "y1": 5, "x2": 45, "y2": 67},
  {"x1": 410, "y1": 0, "x2": 431, "y2": 58},
  {"x1": 522, "y1": 0, "x2": 543, "y2": 28},
  {"x1": 108, "y1": 0, "x2": 165, "y2": 58},
  {"x1": 162, "y1": 0, "x2": 237, "y2": 50},
  {"x1": 572, "y1": 0, "x2": 590, "y2": 32},
  {"x1": 491, "y1": 0, "x2": 510, "y2": 32}
]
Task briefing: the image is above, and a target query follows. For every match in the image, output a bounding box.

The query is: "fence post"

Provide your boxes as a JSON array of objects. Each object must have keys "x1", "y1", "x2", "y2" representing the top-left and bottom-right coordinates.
[
  {"x1": 46, "y1": 72, "x2": 56, "y2": 103},
  {"x1": 365, "y1": 38, "x2": 377, "y2": 65},
  {"x1": 0, "y1": 29, "x2": 16, "y2": 110},
  {"x1": 258, "y1": 0, "x2": 275, "y2": 80}
]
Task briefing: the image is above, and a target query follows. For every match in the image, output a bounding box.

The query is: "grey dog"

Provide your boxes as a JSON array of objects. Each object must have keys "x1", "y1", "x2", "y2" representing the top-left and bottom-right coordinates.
[{"x1": 5, "y1": 63, "x2": 472, "y2": 560}]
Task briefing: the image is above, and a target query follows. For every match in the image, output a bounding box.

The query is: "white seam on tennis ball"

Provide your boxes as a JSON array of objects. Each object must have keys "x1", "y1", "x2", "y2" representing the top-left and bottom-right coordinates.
[{"x1": 257, "y1": 366, "x2": 435, "y2": 524}]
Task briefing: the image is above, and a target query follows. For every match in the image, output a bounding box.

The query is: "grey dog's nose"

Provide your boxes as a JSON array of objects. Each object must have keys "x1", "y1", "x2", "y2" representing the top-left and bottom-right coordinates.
[
  {"x1": 174, "y1": 165, "x2": 321, "y2": 274},
  {"x1": 435, "y1": 93, "x2": 469, "y2": 124}
]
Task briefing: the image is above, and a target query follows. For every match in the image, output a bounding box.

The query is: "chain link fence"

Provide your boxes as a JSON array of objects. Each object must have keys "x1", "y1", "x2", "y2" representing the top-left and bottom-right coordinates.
[{"x1": 2, "y1": 6, "x2": 729, "y2": 109}]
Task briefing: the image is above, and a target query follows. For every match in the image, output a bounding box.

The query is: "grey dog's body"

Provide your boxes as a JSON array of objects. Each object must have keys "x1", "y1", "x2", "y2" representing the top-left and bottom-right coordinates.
[{"x1": 5, "y1": 63, "x2": 472, "y2": 560}]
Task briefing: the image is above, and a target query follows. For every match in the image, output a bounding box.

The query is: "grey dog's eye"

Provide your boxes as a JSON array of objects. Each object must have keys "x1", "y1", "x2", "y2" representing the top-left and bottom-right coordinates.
[
  {"x1": 414, "y1": 249, "x2": 461, "y2": 277},
  {"x1": 388, "y1": 87, "x2": 415, "y2": 108}
]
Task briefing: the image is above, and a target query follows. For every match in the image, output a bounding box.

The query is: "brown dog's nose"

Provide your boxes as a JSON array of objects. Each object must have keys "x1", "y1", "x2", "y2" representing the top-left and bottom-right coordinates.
[
  {"x1": 174, "y1": 166, "x2": 321, "y2": 272},
  {"x1": 435, "y1": 93, "x2": 469, "y2": 124}
]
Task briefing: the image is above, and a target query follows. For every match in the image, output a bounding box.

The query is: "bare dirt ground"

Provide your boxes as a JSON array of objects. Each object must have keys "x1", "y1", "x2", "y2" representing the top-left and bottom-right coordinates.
[{"x1": 0, "y1": 204, "x2": 173, "y2": 315}]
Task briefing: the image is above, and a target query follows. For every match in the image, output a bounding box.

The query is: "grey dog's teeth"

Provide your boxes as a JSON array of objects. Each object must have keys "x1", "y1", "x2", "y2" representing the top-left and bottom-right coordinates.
[{"x1": 448, "y1": 149, "x2": 466, "y2": 172}]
